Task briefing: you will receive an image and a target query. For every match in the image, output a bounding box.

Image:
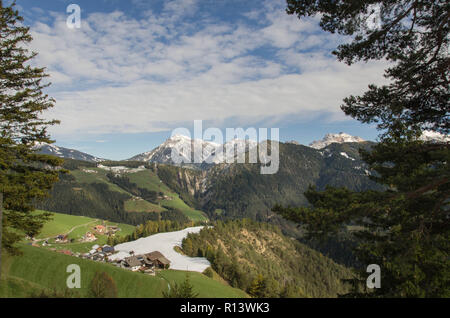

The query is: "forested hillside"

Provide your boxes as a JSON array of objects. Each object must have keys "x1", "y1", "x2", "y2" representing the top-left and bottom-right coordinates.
[
  {"x1": 153, "y1": 141, "x2": 382, "y2": 244},
  {"x1": 162, "y1": 142, "x2": 381, "y2": 222},
  {"x1": 36, "y1": 159, "x2": 207, "y2": 225},
  {"x1": 182, "y1": 220, "x2": 353, "y2": 298},
  {"x1": 37, "y1": 141, "x2": 381, "y2": 239}
]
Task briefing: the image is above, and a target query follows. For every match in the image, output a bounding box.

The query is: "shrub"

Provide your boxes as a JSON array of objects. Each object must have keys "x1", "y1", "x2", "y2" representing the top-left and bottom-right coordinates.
[
  {"x1": 89, "y1": 271, "x2": 118, "y2": 298},
  {"x1": 203, "y1": 267, "x2": 214, "y2": 278}
]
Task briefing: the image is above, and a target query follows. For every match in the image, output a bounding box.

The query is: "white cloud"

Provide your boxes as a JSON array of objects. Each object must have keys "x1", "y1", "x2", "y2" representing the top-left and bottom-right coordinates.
[
  {"x1": 163, "y1": 0, "x2": 198, "y2": 18},
  {"x1": 26, "y1": 0, "x2": 389, "y2": 137}
]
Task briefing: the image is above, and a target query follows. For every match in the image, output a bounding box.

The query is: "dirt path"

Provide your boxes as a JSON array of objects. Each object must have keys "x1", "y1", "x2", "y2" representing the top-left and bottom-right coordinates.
[{"x1": 65, "y1": 219, "x2": 99, "y2": 235}]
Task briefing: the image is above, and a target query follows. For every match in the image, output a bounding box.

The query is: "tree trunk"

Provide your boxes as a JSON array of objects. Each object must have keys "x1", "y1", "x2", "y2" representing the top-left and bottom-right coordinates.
[{"x1": 0, "y1": 193, "x2": 3, "y2": 281}]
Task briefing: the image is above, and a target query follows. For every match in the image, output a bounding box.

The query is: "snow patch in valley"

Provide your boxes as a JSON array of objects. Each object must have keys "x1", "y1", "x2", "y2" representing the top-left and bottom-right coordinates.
[{"x1": 109, "y1": 226, "x2": 210, "y2": 273}]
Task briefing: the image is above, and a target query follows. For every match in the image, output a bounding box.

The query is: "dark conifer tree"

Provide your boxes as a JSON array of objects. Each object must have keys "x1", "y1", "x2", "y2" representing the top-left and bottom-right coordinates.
[
  {"x1": 274, "y1": 0, "x2": 449, "y2": 297},
  {"x1": 0, "y1": 0, "x2": 62, "y2": 261}
]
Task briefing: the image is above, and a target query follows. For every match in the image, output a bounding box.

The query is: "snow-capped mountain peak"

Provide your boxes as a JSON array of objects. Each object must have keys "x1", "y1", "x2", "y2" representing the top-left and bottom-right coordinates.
[
  {"x1": 309, "y1": 133, "x2": 366, "y2": 149},
  {"x1": 129, "y1": 135, "x2": 258, "y2": 165},
  {"x1": 168, "y1": 134, "x2": 192, "y2": 143},
  {"x1": 33, "y1": 143, "x2": 105, "y2": 163}
]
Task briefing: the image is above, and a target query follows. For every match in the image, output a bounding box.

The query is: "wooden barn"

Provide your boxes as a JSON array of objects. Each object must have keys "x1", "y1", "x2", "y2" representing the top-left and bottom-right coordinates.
[
  {"x1": 123, "y1": 256, "x2": 143, "y2": 271},
  {"x1": 144, "y1": 251, "x2": 171, "y2": 269}
]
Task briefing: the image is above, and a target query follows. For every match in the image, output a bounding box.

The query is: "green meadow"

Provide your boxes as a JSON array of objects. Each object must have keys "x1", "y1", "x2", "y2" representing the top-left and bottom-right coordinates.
[
  {"x1": 126, "y1": 170, "x2": 207, "y2": 221},
  {"x1": 69, "y1": 168, "x2": 207, "y2": 221},
  {"x1": 31, "y1": 211, "x2": 135, "y2": 254},
  {"x1": 0, "y1": 244, "x2": 247, "y2": 298}
]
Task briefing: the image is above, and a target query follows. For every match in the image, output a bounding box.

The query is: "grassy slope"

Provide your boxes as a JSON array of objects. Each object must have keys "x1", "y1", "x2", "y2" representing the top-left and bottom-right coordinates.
[
  {"x1": 32, "y1": 211, "x2": 136, "y2": 254},
  {"x1": 127, "y1": 170, "x2": 173, "y2": 193},
  {"x1": 124, "y1": 199, "x2": 165, "y2": 213},
  {"x1": 70, "y1": 168, "x2": 207, "y2": 221},
  {"x1": 70, "y1": 168, "x2": 129, "y2": 194},
  {"x1": 127, "y1": 170, "x2": 207, "y2": 221},
  {"x1": 0, "y1": 245, "x2": 247, "y2": 298},
  {"x1": 34, "y1": 211, "x2": 98, "y2": 239},
  {"x1": 158, "y1": 270, "x2": 248, "y2": 298}
]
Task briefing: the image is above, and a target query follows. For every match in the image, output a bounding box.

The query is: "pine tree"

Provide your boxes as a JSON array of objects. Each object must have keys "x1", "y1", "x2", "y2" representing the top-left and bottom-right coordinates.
[
  {"x1": 179, "y1": 272, "x2": 199, "y2": 298},
  {"x1": 163, "y1": 272, "x2": 198, "y2": 298},
  {"x1": 183, "y1": 237, "x2": 194, "y2": 255},
  {"x1": 107, "y1": 235, "x2": 114, "y2": 246},
  {"x1": 0, "y1": 0, "x2": 62, "y2": 263},
  {"x1": 89, "y1": 271, "x2": 118, "y2": 298},
  {"x1": 274, "y1": 1, "x2": 449, "y2": 297},
  {"x1": 248, "y1": 274, "x2": 267, "y2": 298}
]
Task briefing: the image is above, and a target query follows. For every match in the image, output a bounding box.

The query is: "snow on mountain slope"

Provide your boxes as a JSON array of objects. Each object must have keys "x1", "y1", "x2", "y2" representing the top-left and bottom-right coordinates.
[
  {"x1": 309, "y1": 133, "x2": 366, "y2": 149},
  {"x1": 129, "y1": 134, "x2": 257, "y2": 165},
  {"x1": 209, "y1": 138, "x2": 259, "y2": 164},
  {"x1": 128, "y1": 134, "x2": 193, "y2": 163},
  {"x1": 340, "y1": 152, "x2": 356, "y2": 161},
  {"x1": 34, "y1": 143, "x2": 105, "y2": 163},
  {"x1": 308, "y1": 130, "x2": 448, "y2": 151}
]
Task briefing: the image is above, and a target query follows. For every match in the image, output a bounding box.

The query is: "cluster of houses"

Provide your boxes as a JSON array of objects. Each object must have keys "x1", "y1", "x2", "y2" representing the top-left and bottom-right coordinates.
[
  {"x1": 38, "y1": 223, "x2": 122, "y2": 247},
  {"x1": 81, "y1": 231, "x2": 97, "y2": 242},
  {"x1": 92, "y1": 224, "x2": 120, "y2": 235},
  {"x1": 28, "y1": 221, "x2": 172, "y2": 276},
  {"x1": 41, "y1": 234, "x2": 72, "y2": 246},
  {"x1": 97, "y1": 164, "x2": 147, "y2": 174},
  {"x1": 79, "y1": 225, "x2": 120, "y2": 243},
  {"x1": 81, "y1": 168, "x2": 98, "y2": 174},
  {"x1": 80, "y1": 244, "x2": 116, "y2": 261},
  {"x1": 119, "y1": 251, "x2": 171, "y2": 274},
  {"x1": 78, "y1": 244, "x2": 171, "y2": 275},
  {"x1": 55, "y1": 234, "x2": 70, "y2": 243},
  {"x1": 158, "y1": 194, "x2": 173, "y2": 201}
]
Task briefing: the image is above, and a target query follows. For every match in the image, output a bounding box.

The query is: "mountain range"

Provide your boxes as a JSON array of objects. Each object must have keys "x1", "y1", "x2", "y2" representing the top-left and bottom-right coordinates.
[
  {"x1": 309, "y1": 132, "x2": 366, "y2": 149},
  {"x1": 36, "y1": 132, "x2": 368, "y2": 164},
  {"x1": 34, "y1": 143, "x2": 105, "y2": 163},
  {"x1": 37, "y1": 130, "x2": 448, "y2": 165},
  {"x1": 36, "y1": 131, "x2": 449, "y2": 234},
  {"x1": 36, "y1": 132, "x2": 382, "y2": 233},
  {"x1": 29, "y1": 130, "x2": 448, "y2": 297},
  {"x1": 128, "y1": 134, "x2": 259, "y2": 166}
]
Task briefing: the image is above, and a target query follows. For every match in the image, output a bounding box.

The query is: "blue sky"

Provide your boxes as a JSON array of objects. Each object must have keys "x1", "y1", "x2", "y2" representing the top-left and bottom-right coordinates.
[{"x1": 11, "y1": 0, "x2": 388, "y2": 160}]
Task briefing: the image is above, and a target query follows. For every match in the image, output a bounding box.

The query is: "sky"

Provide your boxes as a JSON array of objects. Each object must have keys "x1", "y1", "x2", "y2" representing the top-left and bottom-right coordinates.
[{"x1": 10, "y1": 0, "x2": 389, "y2": 160}]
